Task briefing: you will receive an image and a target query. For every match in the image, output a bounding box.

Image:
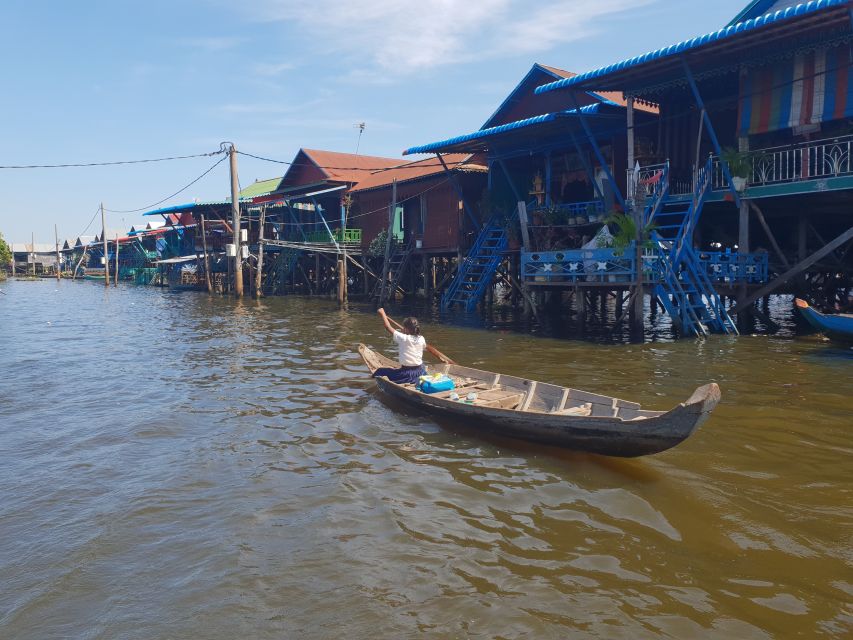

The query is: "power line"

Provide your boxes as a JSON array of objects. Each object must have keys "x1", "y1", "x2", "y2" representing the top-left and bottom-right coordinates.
[
  {"x1": 104, "y1": 155, "x2": 228, "y2": 213},
  {"x1": 0, "y1": 149, "x2": 225, "y2": 170},
  {"x1": 236, "y1": 150, "x2": 479, "y2": 173}
]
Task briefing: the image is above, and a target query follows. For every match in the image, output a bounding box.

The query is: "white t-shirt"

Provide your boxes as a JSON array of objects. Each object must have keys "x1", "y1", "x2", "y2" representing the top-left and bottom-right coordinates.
[{"x1": 393, "y1": 330, "x2": 426, "y2": 366}]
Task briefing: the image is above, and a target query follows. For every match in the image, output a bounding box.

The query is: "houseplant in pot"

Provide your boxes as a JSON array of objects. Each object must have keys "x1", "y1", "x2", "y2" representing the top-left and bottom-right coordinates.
[
  {"x1": 605, "y1": 211, "x2": 657, "y2": 282},
  {"x1": 720, "y1": 147, "x2": 752, "y2": 192}
]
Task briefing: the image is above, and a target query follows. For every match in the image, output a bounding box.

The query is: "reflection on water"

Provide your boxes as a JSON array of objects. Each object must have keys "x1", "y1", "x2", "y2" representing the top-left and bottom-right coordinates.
[{"x1": 0, "y1": 280, "x2": 850, "y2": 639}]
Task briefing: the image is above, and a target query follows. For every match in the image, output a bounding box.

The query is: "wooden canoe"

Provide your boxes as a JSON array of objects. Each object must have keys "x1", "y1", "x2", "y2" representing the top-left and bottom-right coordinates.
[
  {"x1": 359, "y1": 344, "x2": 720, "y2": 458},
  {"x1": 795, "y1": 298, "x2": 853, "y2": 343}
]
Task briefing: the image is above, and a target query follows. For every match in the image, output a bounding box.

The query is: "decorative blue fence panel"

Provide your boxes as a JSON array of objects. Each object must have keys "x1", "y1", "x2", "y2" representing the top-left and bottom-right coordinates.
[
  {"x1": 697, "y1": 250, "x2": 768, "y2": 284},
  {"x1": 521, "y1": 248, "x2": 635, "y2": 283},
  {"x1": 521, "y1": 247, "x2": 769, "y2": 285}
]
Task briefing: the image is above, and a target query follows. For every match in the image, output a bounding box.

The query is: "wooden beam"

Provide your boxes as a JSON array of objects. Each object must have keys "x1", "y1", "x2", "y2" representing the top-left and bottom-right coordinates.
[
  {"x1": 730, "y1": 226, "x2": 853, "y2": 314},
  {"x1": 748, "y1": 201, "x2": 789, "y2": 270},
  {"x1": 517, "y1": 201, "x2": 531, "y2": 251}
]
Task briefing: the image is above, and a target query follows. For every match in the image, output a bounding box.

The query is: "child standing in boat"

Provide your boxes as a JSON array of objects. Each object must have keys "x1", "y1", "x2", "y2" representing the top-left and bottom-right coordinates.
[{"x1": 373, "y1": 308, "x2": 427, "y2": 384}]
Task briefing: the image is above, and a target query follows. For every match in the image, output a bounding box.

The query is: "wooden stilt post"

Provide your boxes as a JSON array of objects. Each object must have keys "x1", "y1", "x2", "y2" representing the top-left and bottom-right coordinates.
[
  {"x1": 315, "y1": 253, "x2": 320, "y2": 293},
  {"x1": 338, "y1": 199, "x2": 347, "y2": 304},
  {"x1": 201, "y1": 214, "x2": 213, "y2": 293},
  {"x1": 114, "y1": 233, "x2": 119, "y2": 286},
  {"x1": 423, "y1": 255, "x2": 430, "y2": 299},
  {"x1": 55, "y1": 224, "x2": 61, "y2": 280},
  {"x1": 737, "y1": 199, "x2": 750, "y2": 330},
  {"x1": 749, "y1": 202, "x2": 790, "y2": 270},
  {"x1": 362, "y1": 256, "x2": 370, "y2": 295},
  {"x1": 255, "y1": 206, "x2": 266, "y2": 298},
  {"x1": 379, "y1": 180, "x2": 397, "y2": 305},
  {"x1": 229, "y1": 144, "x2": 243, "y2": 297},
  {"x1": 101, "y1": 203, "x2": 108, "y2": 287}
]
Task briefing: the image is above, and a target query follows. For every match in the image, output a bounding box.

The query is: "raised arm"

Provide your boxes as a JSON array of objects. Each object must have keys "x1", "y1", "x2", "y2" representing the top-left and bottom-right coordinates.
[{"x1": 377, "y1": 308, "x2": 395, "y2": 336}]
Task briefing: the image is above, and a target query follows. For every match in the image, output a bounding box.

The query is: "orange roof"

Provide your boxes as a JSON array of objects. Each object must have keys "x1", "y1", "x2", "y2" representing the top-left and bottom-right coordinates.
[
  {"x1": 349, "y1": 154, "x2": 486, "y2": 193},
  {"x1": 300, "y1": 148, "x2": 403, "y2": 183},
  {"x1": 539, "y1": 64, "x2": 575, "y2": 79},
  {"x1": 540, "y1": 64, "x2": 658, "y2": 114}
]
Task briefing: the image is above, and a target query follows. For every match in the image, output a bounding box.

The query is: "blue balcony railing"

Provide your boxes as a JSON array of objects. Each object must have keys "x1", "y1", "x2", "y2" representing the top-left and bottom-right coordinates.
[
  {"x1": 521, "y1": 245, "x2": 769, "y2": 285},
  {"x1": 527, "y1": 200, "x2": 606, "y2": 225}
]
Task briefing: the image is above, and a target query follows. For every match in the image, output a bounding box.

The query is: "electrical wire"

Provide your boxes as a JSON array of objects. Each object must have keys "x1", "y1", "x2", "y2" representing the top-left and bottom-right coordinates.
[
  {"x1": 0, "y1": 150, "x2": 225, "y2": 170},
  {"x1": 236, "y1": 150, "x2": 479, "y2": 173},
  {"x1": 104, "y1": 154, "x2": 228, "y2": 213},
  {"x1": 73, "y1": 205, "x2": 103, "y2": 239}
]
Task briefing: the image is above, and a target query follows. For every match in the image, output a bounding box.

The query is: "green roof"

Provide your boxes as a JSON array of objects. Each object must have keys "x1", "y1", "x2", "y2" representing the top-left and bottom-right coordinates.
[{"x1": 239, "y1": 177, "x2": 281, "y2": 199}]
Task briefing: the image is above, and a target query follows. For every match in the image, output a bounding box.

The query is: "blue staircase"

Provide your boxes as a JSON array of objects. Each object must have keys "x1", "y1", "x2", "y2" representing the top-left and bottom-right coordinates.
[
  {"x1": 441, "y1": 218, "x2": 508, "y2": 312},
  {"x1": 646, "y1": 157, "x2": 738, "y2": 337}
]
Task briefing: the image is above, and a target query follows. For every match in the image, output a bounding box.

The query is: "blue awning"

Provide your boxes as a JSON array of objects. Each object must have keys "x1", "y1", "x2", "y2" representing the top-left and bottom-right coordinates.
[
  {"x1": 403, "y1": 103, "x2": 612, "y2": 156},
  {"x1": 535, "y1": 0, "x2": 848, "y2": 95},
  {"x1": 142, "y1": 202, "x2": 201, "y2": 217}
]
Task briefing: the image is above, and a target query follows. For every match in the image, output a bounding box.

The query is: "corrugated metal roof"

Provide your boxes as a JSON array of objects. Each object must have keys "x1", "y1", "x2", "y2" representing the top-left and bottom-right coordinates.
[
  {"x1": 403, "y1": 103, "x2": 607, "y2": 156},
  {"x1": 11, "y1": 243, "x2": 56, "y2": 253},
  {"x1": 142, "y1": 201, "x2": 230, "y2": 216},
  {"x1": 239, "y1": 177, "x2": 281, "y2": 199},
  {"x1": 535, "y1": 0, "x2": 847, "y2": 95},
  {"x1": 299, "y1": 149, "x2": 403, "y2": 182}
]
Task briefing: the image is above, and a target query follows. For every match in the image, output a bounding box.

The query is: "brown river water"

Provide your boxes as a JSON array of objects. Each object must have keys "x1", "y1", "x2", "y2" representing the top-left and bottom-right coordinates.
[{"x1": 0, "y1": 279, "x2": 851, "y2": 639}]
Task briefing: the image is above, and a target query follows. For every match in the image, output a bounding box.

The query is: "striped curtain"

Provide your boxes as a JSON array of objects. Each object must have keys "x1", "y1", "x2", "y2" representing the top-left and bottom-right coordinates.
[{"x1": 738, "y1": 44, "x2": 853, "y2": 135}]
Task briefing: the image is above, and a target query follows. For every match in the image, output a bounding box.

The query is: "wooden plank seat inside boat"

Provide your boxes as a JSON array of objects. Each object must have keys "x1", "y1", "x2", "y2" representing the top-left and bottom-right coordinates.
[{"x1": 409, "y1": 363, "x2": 668, "y2": 418}]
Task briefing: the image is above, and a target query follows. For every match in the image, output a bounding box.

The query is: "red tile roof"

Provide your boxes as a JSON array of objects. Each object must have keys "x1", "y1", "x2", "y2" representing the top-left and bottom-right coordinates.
[
  {"x1": 300, "y1": 148, "x2": 404, "y2": 183},
  {"x1": 349, "y1": 154, "x2": 486, "y2": 193}
]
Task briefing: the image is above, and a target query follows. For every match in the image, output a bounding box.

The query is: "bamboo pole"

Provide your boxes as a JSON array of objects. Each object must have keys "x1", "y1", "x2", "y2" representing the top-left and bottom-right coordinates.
[{"x1": 114, "y1": 233, "x2": 119, "y2": 286}]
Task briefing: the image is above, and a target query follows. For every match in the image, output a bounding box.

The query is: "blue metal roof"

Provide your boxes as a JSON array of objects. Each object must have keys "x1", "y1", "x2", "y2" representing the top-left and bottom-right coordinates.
[
  {"x1": 535, "y1": 0, "x2": 847, "y2": 95},
  {"x1": 403, "y1": 103, "x2": 608, "y2": 156},
  {"x1": 142, "y1": 202, "x2": 200, "y2": 217}
]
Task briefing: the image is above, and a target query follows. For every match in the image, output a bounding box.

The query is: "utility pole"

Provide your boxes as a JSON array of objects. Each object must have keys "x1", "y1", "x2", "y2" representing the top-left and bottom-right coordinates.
[
  {"x1": 31, "y1": 231, "x2": 35, "y2": 277},
  {"x1": 101, "y1": 202, "x2": 109, "y2": 287},
  {"x1": 114, "y1": 233, "x2": 119, "y2": 286},
  {"x1": 54, "y1": 224, "x2": 61, "y2": 280},
  {"x1": 229, "y1": 144, "x2": 243, "y2": 297}
]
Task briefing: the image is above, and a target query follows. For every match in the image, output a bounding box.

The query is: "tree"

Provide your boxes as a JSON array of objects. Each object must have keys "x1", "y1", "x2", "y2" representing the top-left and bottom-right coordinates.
[{"x1": 0, "y1": 232, "x2": 11, "y2": 273}]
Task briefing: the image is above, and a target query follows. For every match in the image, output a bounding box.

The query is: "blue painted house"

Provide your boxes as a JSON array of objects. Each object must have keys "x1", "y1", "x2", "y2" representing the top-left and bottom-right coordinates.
[{"x1": 406, "y1": 1, "x2": 853, "y2": 336}]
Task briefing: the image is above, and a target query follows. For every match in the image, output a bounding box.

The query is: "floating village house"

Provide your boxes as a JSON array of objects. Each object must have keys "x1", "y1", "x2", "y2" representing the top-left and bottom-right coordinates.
[
  {"x1": 403, "y1": 0, "x2": 853, "y2": 336},
  {"x1": 104, "y1": 0, "x2": 851, "y2": 341}
]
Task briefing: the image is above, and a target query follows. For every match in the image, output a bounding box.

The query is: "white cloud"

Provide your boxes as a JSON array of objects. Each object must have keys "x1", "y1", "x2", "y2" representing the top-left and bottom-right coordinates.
[
  {"x1": 252, "y1": 61, "x2": 296, "y2": 77},
  {"x1": 250, "y1": 0, "x2": 655, "y2": 73},
  {"x1": 179, "y1": 36, "x2": 245, "y2": 52}
]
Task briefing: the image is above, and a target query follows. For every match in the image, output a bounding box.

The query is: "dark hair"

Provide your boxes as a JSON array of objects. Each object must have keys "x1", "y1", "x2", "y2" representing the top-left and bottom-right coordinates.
[{"x1": 402, "y1": 317, "x2": 420, "y2": 336}]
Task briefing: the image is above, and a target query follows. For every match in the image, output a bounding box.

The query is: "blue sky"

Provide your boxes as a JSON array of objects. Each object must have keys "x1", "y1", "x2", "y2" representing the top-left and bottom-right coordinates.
[{"x1": 0, "y1": 0, "x2": 747, "y2": 243}]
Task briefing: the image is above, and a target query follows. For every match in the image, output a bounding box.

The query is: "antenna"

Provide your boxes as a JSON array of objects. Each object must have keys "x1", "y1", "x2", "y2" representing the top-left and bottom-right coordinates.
[{"x1": 353, "y1": 122, "x2": 366, "y2": 156}]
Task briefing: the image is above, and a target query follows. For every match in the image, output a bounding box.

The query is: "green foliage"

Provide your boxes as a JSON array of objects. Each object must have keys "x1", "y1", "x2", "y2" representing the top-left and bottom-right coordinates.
[
  {"x1": 605, "y1": 211, "x2": 657, "y2": 254},
  {"x1": 0, "y1": 232, "x2": 11, "y2": 266},
  {"x1": 368, "y1": 229, "x2": 388, "y2": 257},
  {"x1": 720, "y1": 147, "x2": 753, "y2": 178}
]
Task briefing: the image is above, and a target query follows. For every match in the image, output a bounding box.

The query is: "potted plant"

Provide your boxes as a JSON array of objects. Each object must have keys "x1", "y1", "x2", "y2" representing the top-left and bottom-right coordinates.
[
  {"x1": 721, "y1": 147, "x2": 752, "y2": 192},
  {"x1": 605, "y1": 211, "x2": 657, "y2": 281}
]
